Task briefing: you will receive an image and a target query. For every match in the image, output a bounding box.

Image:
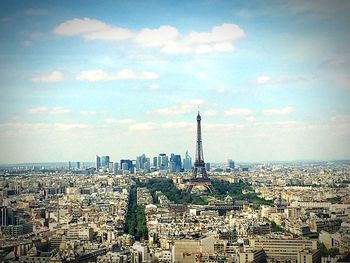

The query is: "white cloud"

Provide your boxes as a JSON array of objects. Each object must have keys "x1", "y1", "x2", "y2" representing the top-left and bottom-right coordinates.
[
  {"x1": 84, "y1": 27, "x2": 134, "y2": 41},
  {"x1": 53, "y1": 19, "x2": 245, "y2": 55},
  {"x1": 76, "y1": 69, "x2": 159, "y2": 81},
  {"x1": 204, "y1": 123, "x2": 245, "y2": 130},
  {"x1": 253, "y1": 75, "x2": 309, "y2": 85},
  {"x1": 161, "y1": 121, "x2": 193, "y2": 129},
  {"x1": 202, "y1": 110, "x2": 218, "y2": 116},
  {"x1": 54, "y1": 18, "x2": 107, "y2": 36},
  {"x1": 263, "y1": 106, "x2": 294, "y2": 116},
  {"x1": 331, "y1": 115, "x2": 350, "y2": 123},
  {"x1": 104, "y1": 118, "x2": 135, "y2": 125},
  {"x1": 49, "y1": 107, "x2": 71, "y2": 115},
  {"x1": 245, "y1": 116, "x2": 255, "y2": 122},
  {"x1": 53, "y1": 18, "x2": 133, "y2": 41},
  {"x1": 224, "y1": 108, "x2": 253, "y2": 116},
  {"x1": 104, "y1": 118, "x2": 118, "y2": 125},
  {"x1": 118, "y1": 119, "x2": 136, "y2": 125},
  {"x1": 103, "y1": 118, "x2": 155, "y2": 131},
  {"x1": 80, "y1": 110, "x2": 98, "y2": 116},
  {"x1": 27, "y1": 107, "x2": 49, "y2": 114},
  {"x1": 25, "y1": 8, "x2": 48, "y2": 16},
  {"x1": 329, "y1": 115, "x2": 350, "y2": 136},
  {"x1": 134, "y1": 26, "x2": 179, "y2": 47},
  {"x1": 28, "y1": 106, "x2": 71, "y2": 115},
  {"x1": 215, "y1": 88, "x2": 226, "y2": 93},
  {"x1": 0, "y1": 121, "x2": 87, "y2": 132},
  {"x1": 253, "y1": 76, "x2": 273, "y2": 85},
  {"x1": 195, "y1": 44, "x2": 212, "y2": 54},
  {"x1": 160, "y1": 43, "x2": 193, "y2": 54},
  {"x1": 212, "y1": 42, "x2": 235, "y2": 52},
  {"x1": 154, "y1": 99, "x2": 205, "y2": 115},
  {"x1": 53, "y1": 123, "x2": 88, "y2": 129},
  {"x1": 172, "y1": 42, "x2": 235, "y2": 54},
  {"x1": 155, "y1": 108, "x2": 186, "y2": 116},
  {"x1": 31, "y1": 71, "x2": 64, "y2": 83},
  {"x1": 149, "y1": 84, "x2": 160, "y2": 90},
  {"x1": 320, "y1": 58, "x2": 349, "y2": 68},
  {"x1": 186, "y1": 23, "x2": 245, "y2": 44},
  {"x1": 160, "y1": 23, "x2": 243, "y2": 54},
  {"x1": 129, "y1": 122, "x2": 155, "y2": 131}
]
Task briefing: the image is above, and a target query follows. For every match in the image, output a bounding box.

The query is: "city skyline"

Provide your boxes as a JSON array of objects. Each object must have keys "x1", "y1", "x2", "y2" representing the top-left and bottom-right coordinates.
[{"x1": 1, "y1": 0, "x2": 350, "y2": 163}]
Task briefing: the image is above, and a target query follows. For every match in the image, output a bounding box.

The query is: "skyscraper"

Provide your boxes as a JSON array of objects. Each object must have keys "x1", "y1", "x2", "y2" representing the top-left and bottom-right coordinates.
[
  {"x1": 0, "y1": 206, "x2": 8, "y2": 226},
  {"x1": 121, "y1": 162, "x2": 128, "y2": 171},
  {"x1": 145, "y1": 157, "x2": 151, "y2": 172},
  {"x1": 113, "y1": 162, "x2": 119, "y2": 174},
  {"x1": 205, "y1": 162, "x2": 211, "y2": 172},
  {"x1": 136, "y1": 154, "x2": 146, "y2": 170},
  {"x1": 228, "y1": 159, "x2": 235, "y2": 169},
  {"x1": 101, "y1": 156, "x2": 110, "y2": 169},
  {"x1": 170, "y1": 154, "x2": 182, "y2": 173},
  {"x1": 108, "y1": 162, "x2": 114, "y2": 172},
  {"x1": 120, "y1": 159, "x2": 133, "y2": 172},
  {"x1": 153, "y1": 157, "x2": 158, "y2": 168},
  {"x1": 158, "y1": 153, "x2": 168, "y2": 169},
  {"x1": 96, "y1": 155, "x2": 101, "y2": 170},
  {"x1": 183, "y1": 150, "x2": 192, "y2": 172}
]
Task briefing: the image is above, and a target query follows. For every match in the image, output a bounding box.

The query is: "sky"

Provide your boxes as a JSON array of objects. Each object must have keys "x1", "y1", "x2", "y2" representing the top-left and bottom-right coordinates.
[{"x1": 0, "y1": 0, "x2": 350, "y2": 164}]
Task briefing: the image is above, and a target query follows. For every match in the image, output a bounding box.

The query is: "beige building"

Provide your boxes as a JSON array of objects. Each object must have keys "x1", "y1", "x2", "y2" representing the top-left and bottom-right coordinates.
[
  {"x1": 297, "y1": 249, "x2": 321, "y2": 263},
  {"x1": 173, "y1": 236, "x2": 215, "y2": 263},
  {"x1": 319, "y1": 230, "x2": 350, "y2": 254},
  {"x1": 66, "y1": 227, "x2": 93, "y2": 241},
  {"x1": 239, "y1": 249, "x2": 266, "y2": 263},
  {"x1": 250, "y1": 238, "x2": 318, "y2": 263}
]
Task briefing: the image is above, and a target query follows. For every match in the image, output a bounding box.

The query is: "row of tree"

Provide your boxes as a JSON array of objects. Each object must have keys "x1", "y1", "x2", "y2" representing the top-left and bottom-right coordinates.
[{"x1": 124, "y1": 185, "x2": 148, "y2": 240}]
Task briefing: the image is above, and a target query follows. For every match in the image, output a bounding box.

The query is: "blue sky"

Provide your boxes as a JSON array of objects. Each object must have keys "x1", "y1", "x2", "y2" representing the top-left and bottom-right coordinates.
[{"x1": 0, "y1": 0, "x2": 350, "y2": 163}]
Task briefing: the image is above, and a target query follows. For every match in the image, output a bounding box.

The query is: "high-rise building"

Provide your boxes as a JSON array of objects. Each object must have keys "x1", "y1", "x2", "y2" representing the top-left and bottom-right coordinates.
[
  {"x1": 170, "y1": 154, "x2": 182, "y2": 173},
  {"x1": 0, "y1": 206, "x2": 8, "y2": 226},
  {"x1": 76, "y1": 162, "x2": 81, "y2": 169},
  {"x1": 205, "y1": 162, "x2": 210, "y2": 172},
  {"x1": 68, "y1": 161, "x2": 71, "y2": 170},
  {"x1": 144, "y1": 158, "x2": 151, "y2": 172},
  {"x1": 153, "y1": 157, "x2": 158, "y2": 168},
  {"x1": 108, "y1": 162, "x2": 114, "y2": 172},
  {"x1": 136, "y1": 156, "x2": 141, "y2": 170},
  {"x1": 121, "y1": 162, "x2": 128, "y2": 171},
  {"x1": 120, "y1": 159, "x2": 133, "y2": 172},
  {"x1": 136, "y1": 154, "x2": 147, "y2": 170},
  {"x1": 113, "y1": 162, "x2": 119, "y2": 174},
  {"x1": 96, "y1": 155, "x2": 101, "y2": 170},
  {"x1": 158, "y1": 153, "x2": 168, "y2": 169},
  {"x1": 228, "y1": 159, "x2": 235, "y2": 169},
  {"x1": 101, "y1": 156, "x2": 110, "y2": 169},
  {"x1": 183, "y1": 151, "x2": 192, "y2": 172}
]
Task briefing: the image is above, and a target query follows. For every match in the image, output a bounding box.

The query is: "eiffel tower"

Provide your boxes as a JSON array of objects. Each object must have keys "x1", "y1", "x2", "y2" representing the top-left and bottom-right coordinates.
[{"x1": 186, "y1": 112, "x2": 214, "y2": 194}]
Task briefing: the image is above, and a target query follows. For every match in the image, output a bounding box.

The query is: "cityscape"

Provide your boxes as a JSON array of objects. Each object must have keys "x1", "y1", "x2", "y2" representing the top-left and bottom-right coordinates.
[{"x1": 1, "y1": 1, "x2": 350, "y2": 263}]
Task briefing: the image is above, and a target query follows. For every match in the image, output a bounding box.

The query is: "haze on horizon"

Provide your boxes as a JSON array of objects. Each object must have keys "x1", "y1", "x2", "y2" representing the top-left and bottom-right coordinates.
[{"x1": 0, "y1": 0, "x2": 350, "y2": 164}]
